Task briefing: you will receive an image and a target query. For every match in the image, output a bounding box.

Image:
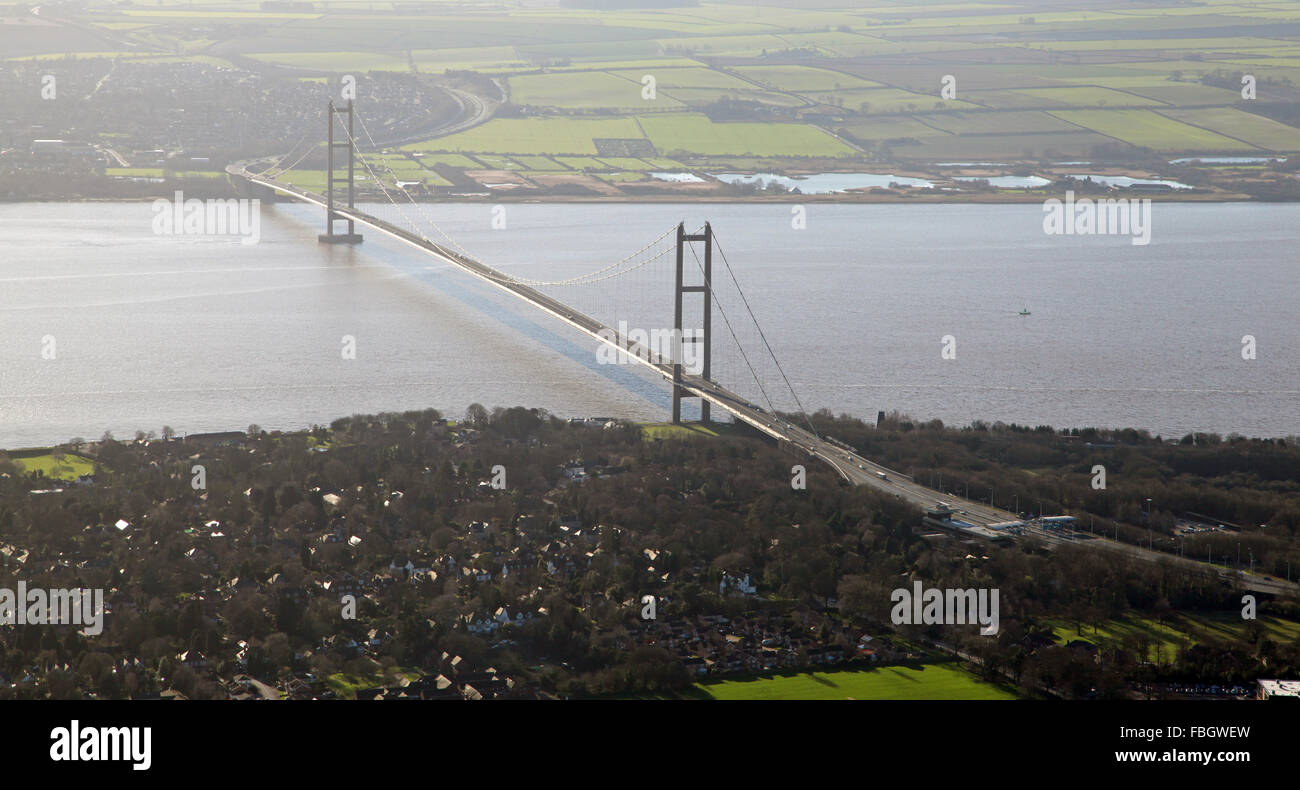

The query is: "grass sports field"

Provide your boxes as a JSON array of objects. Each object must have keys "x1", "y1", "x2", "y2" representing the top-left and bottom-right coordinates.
[
  {"x1": 10, "y1": 451, "x2": 95, "y2": 481},
  {"x1": 695, "y1": 663, "x2": 1020, "y2": 700},
  {"x1": 1047, "y1": 612, "x2": 1300, "y2": 664}
]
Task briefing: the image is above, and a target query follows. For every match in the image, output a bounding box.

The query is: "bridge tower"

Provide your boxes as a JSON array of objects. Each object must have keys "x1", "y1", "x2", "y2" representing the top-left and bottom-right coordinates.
[
  {"x1": 672, "y1": 222, "x2": 713, "y2": 424},
  {"x1": 318, "y1": 99, "x2": 363, "y2": 244}
]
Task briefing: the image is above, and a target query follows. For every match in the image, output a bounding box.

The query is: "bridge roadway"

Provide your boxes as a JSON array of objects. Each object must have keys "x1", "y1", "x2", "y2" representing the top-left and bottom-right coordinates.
[
  {"x1": 228, "y1": 166, "x2": 944, "y2": 488},
  {"x1": 230, "y1": 164, "x2": 1299, "y2": 595}
]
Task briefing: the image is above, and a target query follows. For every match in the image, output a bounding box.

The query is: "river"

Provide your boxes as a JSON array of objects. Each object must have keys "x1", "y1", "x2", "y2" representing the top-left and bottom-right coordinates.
[{"x1": 0, "y1": 200, "x2": 1296, "y2": 447}]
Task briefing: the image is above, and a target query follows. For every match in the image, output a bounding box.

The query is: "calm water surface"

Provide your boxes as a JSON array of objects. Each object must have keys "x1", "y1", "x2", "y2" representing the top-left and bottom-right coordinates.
[{"x1": 0, "y1": 200, "x2": 1296, "y2": 447}]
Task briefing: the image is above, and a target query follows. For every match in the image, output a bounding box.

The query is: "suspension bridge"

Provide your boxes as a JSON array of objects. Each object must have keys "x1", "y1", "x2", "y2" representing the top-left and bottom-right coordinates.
[
  {"x1": 218, "y1": 101, "x2": 1300, "y2": 593},
  {"x1": 222, "y1": 100, "x2": 1044, "y2": 538}
]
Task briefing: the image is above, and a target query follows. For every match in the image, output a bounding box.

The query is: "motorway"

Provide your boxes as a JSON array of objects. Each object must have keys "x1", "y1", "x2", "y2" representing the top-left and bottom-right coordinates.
[{"x1": 229, "y1": 167, "x2": 1299, "y2": 598}]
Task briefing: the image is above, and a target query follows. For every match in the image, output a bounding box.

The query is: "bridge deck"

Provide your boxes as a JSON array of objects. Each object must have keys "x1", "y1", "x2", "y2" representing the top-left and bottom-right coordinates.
[
  {"x1": 228, "y1": 167, "x2": 1051, "y2": 522},
  {"x1": 225, "y1": 163, "x2": 1299, "y2": 594}
]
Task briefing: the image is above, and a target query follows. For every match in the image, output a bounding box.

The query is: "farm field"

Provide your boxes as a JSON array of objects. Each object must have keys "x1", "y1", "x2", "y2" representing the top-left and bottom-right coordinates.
[
  {"x1": 417, "y1": 153, "x2": 483, "y2": 169},
  {"x1": 733, "y1": 65, "x2": 882, "y2": 91},
  {"x1": 404, "y1": 117, "x2": 646, "y2": 156},
  {"x1": 837, "y1": 116, "x2": 954, "y2": 141},
  {"x1": 922, "y1": 111, "x2": 1082, "y2": 135},
  {"x1": 896, "y1": 131, "x2": 1118, "y2": 160},
  {"x1": 509, "y1": 71, "x2": 680, "y2": 110},
  {"x1": 810, "y1": 87, "x2": 978, "y2": 113},
  {"x1": 1048, "y1": 109, "x2": 1260, "y2": 151},
  {"x1": 608, "y1": 66, "x2": 755, "y2": 91},
  {"x1": 659, "y1": 87, "x2": 803, "y2": 107},
  {"x1": 10, "y1": 0, "x2": 1300, "y2": 194},
  {"x1": 1162, "y1": 107, "x2": 1300, "y2": 149},
  {"x1": 638, "y1": 113, "x2": 856, "y2": 157}
]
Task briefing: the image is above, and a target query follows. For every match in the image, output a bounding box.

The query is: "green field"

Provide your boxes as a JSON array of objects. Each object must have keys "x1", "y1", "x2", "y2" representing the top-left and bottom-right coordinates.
[
  {"x1": 661, "y1": 87, "x2": 803, "y2": 108},
  {"x1": 610, "y1": 66, "x2": 756, "y2": 90},
  {"x1": 325, "y1": 666, "x2": 422, "y2": 699},
  {"x1": 554, "y1": 156, "x2": 606, "y2": 170},
  {"x1": 895, "y1": 131, "x2": 1116, "y2": 160},
  {"x1": 696, "y1": 663, "x2": 1020, "y2": 700},
  {"x1": 405, "y1": 117, "x2": 645, "y2": 155},
  {"x1": 639, "y1": 422, "x2": 720, "y2": 440},
  {"x1": 837, "y1": 116, "x2": 954, "y2": 141},
  {"x1": 508, "y1": 154, "x2": 563, "y2": 170},
  {"x1": 417, "y1": 153, "x2": 482, "y2": 169},
  {"x1": 279, "y1": 169, "x2": 329, "y2": 192},
  {"x1": 1049, "y1": 109, "x2": 1259, "y2": 151},
  {"x1": 106, "y1": 167, "x2": 165, "y2": 178},
  {"x1": 1047, "y1": 612, "x2": 1300, "y2": 664},
  {"x1": 1008, "y1": 86, "x2": 1167, "y2": 108},
  {"x1": 638, "y1": 113, "x2": 854, "y2": 157},
  {"x1": 470, "y1": 154, "x2": 519, "y2": 169},
  {"x1": 922, "y1": 111, "x2": 1081, "y2": 135},
  {"x1": 595, "y1": 156, "x2": 652, "y2": 170},
  {"x1": 1125, "y1": 84, "x2": 1246, "y2": 105},
  {"x1": 812, "y1": 87, "x2": 976, "y2": 114},
  {"x1": 509, "y1": 71, "x2": 681, "y2": 110},
  {"x1": 1162, "y1": 108, "x2": 1300, "y2": 150},
  {"x1": 12, "y1": 452, "x2": 95, "y2": 481},
  {"x1": 733, "y1": 64, "x2": 881, "y2": 92}
]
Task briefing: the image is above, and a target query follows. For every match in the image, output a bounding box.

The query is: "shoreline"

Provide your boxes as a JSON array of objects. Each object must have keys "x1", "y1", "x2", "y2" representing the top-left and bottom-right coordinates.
[{"x1": 6, "y1": 412, "x2": 1295, "y2": 455}]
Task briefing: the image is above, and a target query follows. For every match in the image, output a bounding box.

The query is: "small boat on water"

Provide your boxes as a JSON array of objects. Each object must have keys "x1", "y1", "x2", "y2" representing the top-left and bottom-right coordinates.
[{"x1": 1018, "y1": 308, "x2": 1031, "y2": 316}]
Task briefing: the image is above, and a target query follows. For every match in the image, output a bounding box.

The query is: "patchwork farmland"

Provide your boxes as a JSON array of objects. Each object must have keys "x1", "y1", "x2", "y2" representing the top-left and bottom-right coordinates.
[{"x1": 6, "y1": 0, "x2": 1300, "y2": 199}]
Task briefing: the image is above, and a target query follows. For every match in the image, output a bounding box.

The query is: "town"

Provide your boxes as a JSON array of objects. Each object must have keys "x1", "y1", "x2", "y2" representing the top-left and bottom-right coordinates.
[{"x1": 1, "y1": 406, "x2": 1297, "y2": 700}]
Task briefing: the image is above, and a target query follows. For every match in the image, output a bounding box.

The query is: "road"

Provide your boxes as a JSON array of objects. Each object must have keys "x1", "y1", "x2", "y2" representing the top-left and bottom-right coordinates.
[
  {"x1": 228, "y1": 165, "x2": 1300, "y2": 599},
  {"x1": 371, "y1": 85, "x2": 495, "y2": 148}
]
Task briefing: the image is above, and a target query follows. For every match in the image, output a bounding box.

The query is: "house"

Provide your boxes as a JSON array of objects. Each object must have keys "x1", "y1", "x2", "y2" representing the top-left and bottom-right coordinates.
[
  {"x1": 719, "y1": 572, "x2": 757, "y2": 597},
  {"x1": 176, "y1": 649, "x2": 209, "y2": 671},
  {"x1": 464, "y1": 614, "x2": 499, "y2": 635},
  {"x1": 682, "y1": 656, "x2": 708, "y2": 676}
]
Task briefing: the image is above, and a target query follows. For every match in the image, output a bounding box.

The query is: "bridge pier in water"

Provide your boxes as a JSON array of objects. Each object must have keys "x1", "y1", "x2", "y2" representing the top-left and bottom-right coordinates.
[
  {"x1": 672, "y1": 222, "x2": 712, "y2": 425},
  {"x1": 318, "y1": 99, "x2": 364, "y2": 245}
]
